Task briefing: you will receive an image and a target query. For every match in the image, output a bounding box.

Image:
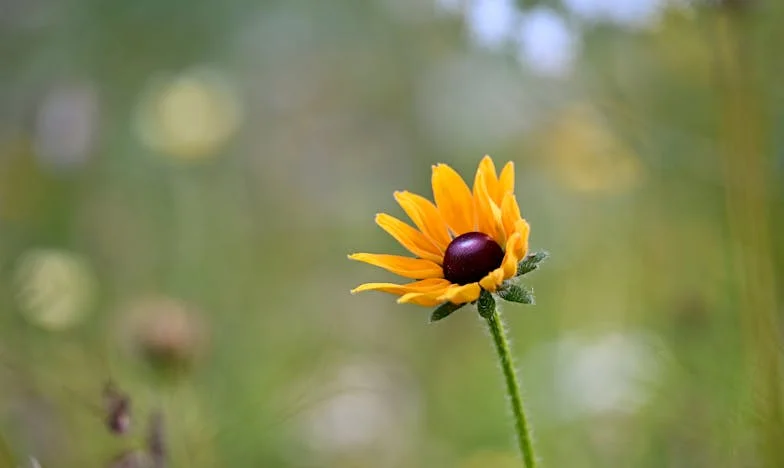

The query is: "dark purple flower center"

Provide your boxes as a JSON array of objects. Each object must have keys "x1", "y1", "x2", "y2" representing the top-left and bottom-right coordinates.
[{"x1": 442, "y1": 232, "x2": 504, "y2": 285}]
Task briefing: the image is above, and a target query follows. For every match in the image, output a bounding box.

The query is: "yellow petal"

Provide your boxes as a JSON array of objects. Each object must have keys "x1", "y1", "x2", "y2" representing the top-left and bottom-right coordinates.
[
  {"x1": 479, "y1": 269, "x2": 505, "y2": 292},
  {"x1": 480, "y1": 231, "x2": 524, "y2": 292},
  {"x1": 473, "y1": 172, "x2": 506, "y2": 246},
  {"x1": 500, "y1": 193, "x2": 522, "y2": 239},
  {"x1": 348, "y1": 253, "x2": 443, "y2": 279},
  {"x1": 437, "y1": 283, "x2": 482, "y2": 304},
  {"x1": 514, "y1": 219, "x2": 531, "y2": 259},
  {"x1": 398, "y1": 289, "x2": 450, "y2": 306},
  {"x1": 351, "y1": 278, "x2": 451, "y2": 295},
  {"x1": 500, "y1": 232, "x2": 523, "y2": 279},
  {"x1": 394, "y1": 191, "x2": 451, "y2": 252},
  {"x1": 474, "y1": 155, "x2": 500, "y2": 199},
  {"x1": 432, "y1": 163, "x2": 475, "y2": 236},
  {"x1": 375, "y1": 213, "x2": 443, "y2": 264},
  {"x1": 496, "y1": 161, "x2": 515, "y2": 204},
  {"x1": 473, "y1": 172, "x2": 495, "y2": 239}
]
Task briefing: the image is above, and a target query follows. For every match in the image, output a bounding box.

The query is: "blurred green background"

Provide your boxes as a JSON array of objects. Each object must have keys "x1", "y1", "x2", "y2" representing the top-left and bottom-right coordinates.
[{"x1": 1, "y1": 0, "x2": 784, "y2": 466}]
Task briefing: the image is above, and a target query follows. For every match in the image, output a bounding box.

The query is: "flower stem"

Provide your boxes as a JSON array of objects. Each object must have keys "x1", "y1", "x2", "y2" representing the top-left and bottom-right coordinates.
[{"x1": 485, "y1": 305, "x2": 538, "y2": 467}]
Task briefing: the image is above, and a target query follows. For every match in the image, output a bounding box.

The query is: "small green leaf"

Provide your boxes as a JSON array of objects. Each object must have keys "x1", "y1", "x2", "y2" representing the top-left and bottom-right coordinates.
[
  {"x1": 516, "y1": 251, "x2": 549, "y2": 277},
  {"x1": 429, "y1": 302, "x2": 464, "y2": 323},
  {"x1": 498, "y1": 284, "x2": 535, "y2": 304},
  {"x1": 477, "y1": 290, "x2": 496, "y2": 318}
]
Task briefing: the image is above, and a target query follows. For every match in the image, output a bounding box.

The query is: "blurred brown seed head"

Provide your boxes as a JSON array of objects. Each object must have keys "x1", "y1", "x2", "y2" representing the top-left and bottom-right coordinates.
[{"x1": 118, "y1": 296, "x2": 209, "y2": 376}]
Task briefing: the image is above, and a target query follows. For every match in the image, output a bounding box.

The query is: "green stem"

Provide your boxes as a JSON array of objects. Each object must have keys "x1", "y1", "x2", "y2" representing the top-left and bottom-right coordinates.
[{"x1": 485, "y1": 305, "x2": 538, "y2": 468}]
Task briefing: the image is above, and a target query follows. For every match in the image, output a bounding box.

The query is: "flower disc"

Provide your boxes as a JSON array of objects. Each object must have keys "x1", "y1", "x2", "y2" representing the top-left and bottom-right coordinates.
[{"x1": 443, "y1": 232, "x2": 504, "y2": 285}]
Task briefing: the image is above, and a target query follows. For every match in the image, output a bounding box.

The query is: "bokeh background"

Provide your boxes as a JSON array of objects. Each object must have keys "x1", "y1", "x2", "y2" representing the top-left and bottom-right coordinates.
[{"x1": 2, "y1": 0, "x2": 784, "y2": 466}]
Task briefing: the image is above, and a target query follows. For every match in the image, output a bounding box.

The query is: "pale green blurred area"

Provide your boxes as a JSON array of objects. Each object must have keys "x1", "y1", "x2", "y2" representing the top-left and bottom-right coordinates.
[{"x1": 1, "y1": 0, "x2": 784, "y2": 467}]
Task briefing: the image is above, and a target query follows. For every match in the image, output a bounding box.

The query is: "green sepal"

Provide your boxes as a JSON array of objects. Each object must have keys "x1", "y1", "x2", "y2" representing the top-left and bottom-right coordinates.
[
  {"x1": 477, "y1": 290, "x2": 496, "y2": 318},
  {"x1": 429, "y1": 302, "x2": 464, "y2": 323},
  {"x1": 498, "y1": 283, "x2": 535, "y2": 305},
  {"x1": 516, "y1": 251, "x2": 549, "y2": 277}
]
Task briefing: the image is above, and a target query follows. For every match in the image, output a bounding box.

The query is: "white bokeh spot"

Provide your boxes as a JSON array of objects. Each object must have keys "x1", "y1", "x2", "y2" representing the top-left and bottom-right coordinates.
[
  {"x1": 516, "y1": 7, "x2": 579, "y2": 78},
  {"x1": 466, "y1": 0, "x2": 519, "y2": 49}
]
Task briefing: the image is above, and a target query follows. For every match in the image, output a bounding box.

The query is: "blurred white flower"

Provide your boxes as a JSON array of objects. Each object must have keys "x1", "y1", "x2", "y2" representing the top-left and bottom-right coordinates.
[
  {"x1": 33, "y1": 81, "x2": 99, "y2": 172},
  {"x1": 135, "y1": 66, "x2": 243, "y2": 161},
  {"x1": 526, "y1": 330, "x2": 667, "y2": 421},
  {"x1": 516, "y1": 8, "x2": 579, "y2": 78},
  {"x1": 14, "y1": 249, "x2": 96, "y2": 331},
  {"x1": 466, "y1": 0, "x2": 519, "y2": 49},
  {"x1": 300, "y1": 359, "x2": 419, "y2": 465}
]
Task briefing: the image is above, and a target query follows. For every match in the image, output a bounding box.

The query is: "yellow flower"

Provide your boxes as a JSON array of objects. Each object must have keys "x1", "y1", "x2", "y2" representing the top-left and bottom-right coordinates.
[{"x1": 349, "y1": 155, "x2": 530, "y2": 307}]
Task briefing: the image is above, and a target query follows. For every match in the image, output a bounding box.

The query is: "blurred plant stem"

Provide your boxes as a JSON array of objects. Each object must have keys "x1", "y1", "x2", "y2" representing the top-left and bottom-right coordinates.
[
  {"x1": 714, "y1": 8, "x2": 784, "y2": 466},
  {"x1": 482, "y1": 294, "x2": 538, "y2": 468},
  {"x1": 155, "y1": 383, "x2": 219, "y2": 468},
  {"x1": 0, "y1": 433, "x2": 14, "y2": 468}
]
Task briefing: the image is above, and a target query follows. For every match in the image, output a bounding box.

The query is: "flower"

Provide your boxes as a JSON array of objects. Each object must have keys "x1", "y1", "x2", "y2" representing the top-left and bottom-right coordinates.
[{"x1": 349, "y1": 155, "x2": 530, "y2": 307}]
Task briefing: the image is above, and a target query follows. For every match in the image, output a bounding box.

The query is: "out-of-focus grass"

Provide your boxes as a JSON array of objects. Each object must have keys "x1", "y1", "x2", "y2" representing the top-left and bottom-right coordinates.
[{"x1": 1, "y1": 0, "x2": 784, "y2": 467}]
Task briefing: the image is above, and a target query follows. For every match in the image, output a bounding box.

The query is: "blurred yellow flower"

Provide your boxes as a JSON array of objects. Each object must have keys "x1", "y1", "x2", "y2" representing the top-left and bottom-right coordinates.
[
  {"x1": 135, "y1": 66, "x2": 242, "y2": 161},
  {"x1": 543, "y1": 104, "x2": 641, "y2": 193},
  {"x1": 14, "y1": 248, "x2": 96, "y2": 330},
  {"x1": 349, "y1": 156, "x2": 530, "y2": 306}
]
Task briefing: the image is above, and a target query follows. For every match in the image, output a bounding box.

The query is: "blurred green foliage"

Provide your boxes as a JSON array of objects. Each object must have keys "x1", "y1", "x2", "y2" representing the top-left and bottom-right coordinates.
[{"x1": 1, "y1": 0, "x2": 784, "y2": 467}]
